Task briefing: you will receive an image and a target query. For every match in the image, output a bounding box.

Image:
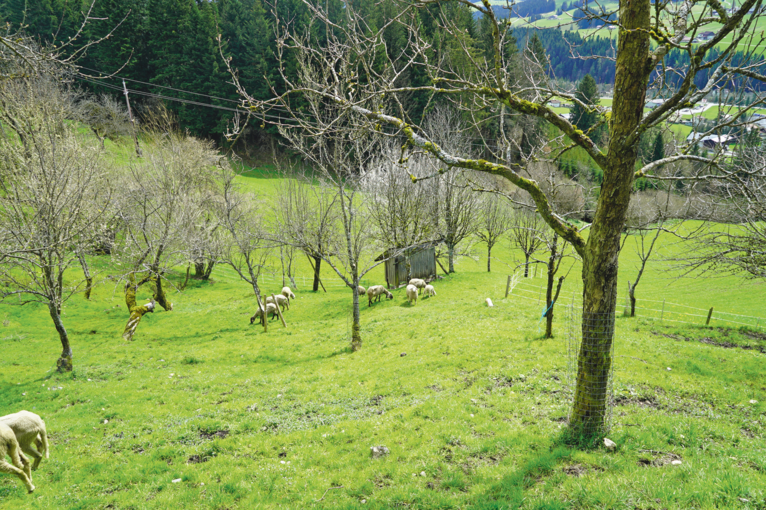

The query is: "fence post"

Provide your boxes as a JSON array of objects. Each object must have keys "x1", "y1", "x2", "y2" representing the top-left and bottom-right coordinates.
[
  {"x1": 706, "y1": 307, "x2": 713, "y2": 326},
  {"x1": 505, "y1": 275, "x2": 512, "y2": 298},
  {"x1": 660, "y1": 299, "x2": 665, "y2": 322},
  {"x1": 271, "y1": 294, "x2": 287, "y2": 328}
]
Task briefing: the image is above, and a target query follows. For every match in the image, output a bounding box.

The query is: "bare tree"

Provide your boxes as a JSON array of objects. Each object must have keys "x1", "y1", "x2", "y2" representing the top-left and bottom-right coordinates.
[
  {"x1": 276, "y1": 167, "x2": 338, "y2": 293},
  {"x1": 363, "y1": 145, "x2": 438, "y2": 283},
  {"x1": 113, "y1": 129, "x2": 218, "y2": 341},
  {"x1": 475, "y1": 192, "x2": 512, "y2": 272},
  {"x1": 509, "y1": 208, "x2": 546, "y2": 277},
  {"x1": 0, "y1": 76, "x2": 110, "y2": 371},
  {"x1": 227, "y1": 0, "x2": 766, "y2": 435},
  {"x1": 276, "y1": 101, "x2": 391, "y2": 351},
  {"x1": 77, "y1": 94, "x2": 131, "y2": 148},
  {"x1": 217, "y1": 162, "x2": 275, "y2": 331}
]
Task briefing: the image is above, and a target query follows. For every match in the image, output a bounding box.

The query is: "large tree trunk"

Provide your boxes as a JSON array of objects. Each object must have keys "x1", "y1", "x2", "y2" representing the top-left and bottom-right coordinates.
[
  {"x1": 49, "y1": 301, "x2": 72, "y2": 372},
  {"x1": 569, "y1": 0, "x2": 650, "y2": 436},
  {"x1": 351, "y1": 284, "x2": 361, "y2": 352},
  {"x1": 448, "y1": 243, "x2": 455, "y2": 273},
  {"x1": 195, "y1": 260, "x2": 206, "y2": 278},
  {"x1": 524, "y1": 253, "x2": 530, "y2": 277},
  {"x1": 313, "y1": 255, "x2": 322, "y2": 292}
]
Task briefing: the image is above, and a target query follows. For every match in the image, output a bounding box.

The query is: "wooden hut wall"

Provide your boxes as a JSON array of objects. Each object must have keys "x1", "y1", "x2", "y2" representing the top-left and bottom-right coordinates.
[{"x1": 409, "y1": 247, "x2": 436, "y2": 280}]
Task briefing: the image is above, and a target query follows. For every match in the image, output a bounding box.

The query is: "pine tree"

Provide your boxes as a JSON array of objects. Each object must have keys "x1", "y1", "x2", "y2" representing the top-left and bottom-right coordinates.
[
  {"x1": 570, "y1": 73, "x2": 599, "y2": 133},
  {"x1": 651, "y1": 132, "x2": 665, "y2": 163}
]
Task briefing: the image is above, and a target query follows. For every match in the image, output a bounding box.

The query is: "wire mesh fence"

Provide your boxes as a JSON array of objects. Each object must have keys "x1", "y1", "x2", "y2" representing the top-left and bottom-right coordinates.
[
  {"x1": 566, "y1": 305, "x2": 616, "y2": 436},
  {"x1": 505, "y1": 269, "x2": 765, "y2": 332}
]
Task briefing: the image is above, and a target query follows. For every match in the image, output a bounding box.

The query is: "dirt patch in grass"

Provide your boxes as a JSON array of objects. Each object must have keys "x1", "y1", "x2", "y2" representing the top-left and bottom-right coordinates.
[
  {"x1": 614, "y1": 395, "x2": 660, "y2": 408},
  {"x1": 651, "y1": 330, "x2": 766, "y2": 353},
  {"x1": 637, "y1": 451, "x2": 683, "y2": 467},
  {"x1": 200, "y1": 429, "x2": 229, "y2": 440}
]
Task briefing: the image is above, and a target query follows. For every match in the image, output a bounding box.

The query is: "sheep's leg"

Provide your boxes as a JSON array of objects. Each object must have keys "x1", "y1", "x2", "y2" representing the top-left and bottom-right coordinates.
[
  {"x1": 2, "y1": 443, "x2": 35, "y2": 493},
  {"x1": 20, "y1": 443, "x2": 42, "y2": 471}
]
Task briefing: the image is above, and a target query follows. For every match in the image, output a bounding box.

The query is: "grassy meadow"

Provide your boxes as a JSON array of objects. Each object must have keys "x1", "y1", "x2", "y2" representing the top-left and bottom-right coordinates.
[{"x1": 1, "y1": 144, "x2": 766, "y2": 509}]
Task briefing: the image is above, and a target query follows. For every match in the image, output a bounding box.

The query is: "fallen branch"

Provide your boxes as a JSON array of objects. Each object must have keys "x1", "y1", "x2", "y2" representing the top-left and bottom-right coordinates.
[{"x1": 315, "y1": 486, "x2": 344, "y2": 502}]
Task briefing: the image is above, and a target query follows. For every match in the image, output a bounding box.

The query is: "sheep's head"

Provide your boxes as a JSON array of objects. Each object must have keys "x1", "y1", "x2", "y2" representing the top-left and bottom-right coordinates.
[
  {"x1": 249, "y1": 314, "x2": 256, "y2": 324},
  {"x1": 386, "y1": 292, "x2": 393, "y2": 300}
]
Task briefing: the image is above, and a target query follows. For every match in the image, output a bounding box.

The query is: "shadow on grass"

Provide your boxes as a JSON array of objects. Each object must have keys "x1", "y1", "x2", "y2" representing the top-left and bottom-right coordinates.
[{"x1": 469, "y1": 446, "x2": 572, "y2": 509}]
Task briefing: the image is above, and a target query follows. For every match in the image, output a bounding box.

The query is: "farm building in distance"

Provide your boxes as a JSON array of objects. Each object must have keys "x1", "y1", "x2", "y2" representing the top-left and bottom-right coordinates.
[{"x1": 378, "y1": 240, "x2": 440, "y2": 289}]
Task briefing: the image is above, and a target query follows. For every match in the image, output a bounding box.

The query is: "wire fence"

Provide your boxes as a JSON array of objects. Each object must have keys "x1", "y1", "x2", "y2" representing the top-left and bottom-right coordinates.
[
  {"x1": 566, "y1": 306, "x2": 616, "y2": 436},
  {"x1": 256, "y1": 272, "x2": 373, "y2": 292},
  {"x1": 505, "y1": 269, "x2": 765, "y2": 332}
]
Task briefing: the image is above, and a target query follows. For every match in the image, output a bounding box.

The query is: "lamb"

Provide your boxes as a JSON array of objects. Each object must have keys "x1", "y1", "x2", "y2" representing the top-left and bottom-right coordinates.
[
  {"x1": 357, "y1": 286, "x2": 366, "y2": 296},
  {"x1": 281, "y1": 286, "x2": 296, "y2": 300},
  {"x1": 0, "y1": 422, "x2": 35, "y2": 493},
  {"x1": 424, "y1": 284, "x2": 436, "y2": 297},
  {"x1": 406, "y1": 284, "x2": 418, "y2": 305},
  {"x1": 366, "y1": 285, "x2": 393, "y2": 306},
  {"x1": 265, "y1": 293, "x2": 290, "y2": 311},
  {"x1": 0, "y1": 411, "x2": 49, "y2": 473},
  {"x1": 250, "y1": 302, "x2": 278, "y2": 324},
  {"x1": 408, "y1": 278, "x2": 427, "y2": 294}
]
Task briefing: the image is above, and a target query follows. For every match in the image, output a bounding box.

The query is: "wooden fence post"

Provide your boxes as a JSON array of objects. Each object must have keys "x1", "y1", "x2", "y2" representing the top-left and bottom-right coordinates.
[
  {"x1": 706, "y1": 307, "x2": 713, "y2": 326},
  {"x1": 505, "y1": 275, "x2": 512, "y2": 298},
  {"x1": 272, "y1": 294, "x2": 287, "y2": 328}
]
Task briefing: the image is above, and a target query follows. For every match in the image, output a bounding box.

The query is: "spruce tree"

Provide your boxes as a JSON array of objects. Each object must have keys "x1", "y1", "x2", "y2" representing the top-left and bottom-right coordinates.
[
  {"x1": 651, "y1": 132, "x2": 665, "y2": 162},
  {"x1": 570, "y1": 73, "x2": 599, "y2": 133}
]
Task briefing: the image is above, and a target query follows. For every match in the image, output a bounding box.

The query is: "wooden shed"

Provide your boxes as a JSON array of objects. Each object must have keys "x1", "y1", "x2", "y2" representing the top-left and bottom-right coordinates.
[{"x1": 379, "y1": 241, "x2": 439, "y2": 289}]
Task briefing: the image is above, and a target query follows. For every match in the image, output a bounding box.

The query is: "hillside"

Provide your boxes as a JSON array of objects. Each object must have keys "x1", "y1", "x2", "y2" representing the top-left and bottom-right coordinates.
[{"x1": 1, "y1": 138, "x2": 764, "y2": 509}]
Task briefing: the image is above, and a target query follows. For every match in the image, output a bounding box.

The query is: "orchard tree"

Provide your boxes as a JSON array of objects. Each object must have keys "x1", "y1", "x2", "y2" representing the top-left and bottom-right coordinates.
[
  {"x1": 0, "y1": 75, "x2": 110, "y2": 371},
  {"x1": 227, "y1": 0, "x2": 766, "y2": 436}
]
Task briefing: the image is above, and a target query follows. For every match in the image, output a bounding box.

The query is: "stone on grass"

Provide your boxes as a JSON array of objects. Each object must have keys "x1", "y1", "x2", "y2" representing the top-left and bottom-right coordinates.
[
  {"x1": 172, "y1": 478, "x2": 182, "y2": 483},
  {"x1": 603, "y1": 438, "x2": 616, "y2": 450},
  {"x1": 370, "y1": 446, "x2": 390, "y2": 459},
  {"x1": 671, "y1": 459, "x2": 682, "y2": 465},
  {"x1": 486, "y1": 298, "x2": 494, "y2": 307}
]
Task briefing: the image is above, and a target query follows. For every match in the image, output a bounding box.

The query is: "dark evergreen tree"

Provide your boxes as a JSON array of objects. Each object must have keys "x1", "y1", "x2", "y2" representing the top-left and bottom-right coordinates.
[
  {"x1": 651, "y1": 132, "x2": 665, "y2": 163},
  {"x1": 570, "y1": 73, "x2": 599, "y2": 133}
]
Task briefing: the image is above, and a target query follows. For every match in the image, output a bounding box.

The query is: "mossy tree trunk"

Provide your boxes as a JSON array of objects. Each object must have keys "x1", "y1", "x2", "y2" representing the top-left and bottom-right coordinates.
[
  {"x1": 49, "y1": 301, "x2": 73, "y2": 372},
  {"x1": 524, "y1": 253, "x2": 530, "y2": 277},
  {"x1": 122, "y1": 274, "x2": 155, "y2": 341},
  {"x1": 569, "y1": 0, "x2": 651, "y2": 435}
]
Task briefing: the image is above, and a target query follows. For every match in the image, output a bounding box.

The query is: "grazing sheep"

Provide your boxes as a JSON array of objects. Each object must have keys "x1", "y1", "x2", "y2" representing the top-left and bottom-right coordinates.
[
  {"x1": 357, "y1": 286, "x2": 366, "y2": 296},
  {"x1": 424, "y1": 284, "x2": 436, "y2": 297},
  {"x1": 250, "y1": 302, "x2": 278, "y2": 324},
  {"x1": 281, "y1": 286, "x2": 296, "y2": 300},
  {"x1": 0, "y1": 411, "x2": 49, "y2": 472},
  {"x1": 366, "y1": 285, "x2": 393, "y2": 306},
  {"x1": 406, "y1": 284, "x2": 418, "y2": 305},
  {"x1": 0, "y1": 422, "x2": 34, "y2": 493},
  {"x1": 408, "y1": 278, "x2": 427, "y2": 294},
  {"x1": 265, "y1": 293, "x2": 289, "y2": 311}
]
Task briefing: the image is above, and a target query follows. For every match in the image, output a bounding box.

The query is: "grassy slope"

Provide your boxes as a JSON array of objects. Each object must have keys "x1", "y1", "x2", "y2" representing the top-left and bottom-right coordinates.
[{"x1": 1, "y1": 142, "x2": 765, "y2": 509}]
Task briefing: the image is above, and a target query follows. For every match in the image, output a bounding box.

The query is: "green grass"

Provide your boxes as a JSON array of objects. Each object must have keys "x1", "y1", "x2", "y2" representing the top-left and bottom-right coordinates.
[{"x1": 1, "y1": 141, "x2": 765, "y2": 509}]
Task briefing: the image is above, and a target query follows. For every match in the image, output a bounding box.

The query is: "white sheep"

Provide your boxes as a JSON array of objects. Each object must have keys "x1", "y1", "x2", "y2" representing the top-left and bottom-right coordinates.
[
  {"x1": 357, "y1": 286, "x2": 366, "y2": 296},
  {"x1": 366, "y1": 285, "x2": 393, "y2": 306},
  {"x1": 0, "y1": 411, "x2": 49, "y2": 473},
  {"x1": 281, "y1": 286, "x2": 296, "y2": 300},
  {"x1": 406, "y1": 284, "x2": 418, "y2": 305},
  {"x1": 0, "y1": 422, "x2": 34, "y2": 493},
  {"x1": 250, "y1": 302, "x2": 278, "y2": 324},
  {"x1": 408, "y1": 278, "x2": 427, "y2": 294},
  {"x1": 265, "y1": 293, "x2": 290, "y2": 311},
  {"x1": 424, "y1": 284, "x2": 436, "y2": 297}
]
